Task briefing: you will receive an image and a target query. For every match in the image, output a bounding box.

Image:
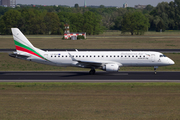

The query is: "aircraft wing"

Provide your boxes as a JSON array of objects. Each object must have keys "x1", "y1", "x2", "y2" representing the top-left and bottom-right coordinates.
[
  {"x1": 68, "y1": 52, "x2": 122, "y2": 68},
  {"x1": 74, "y1": 59, "x2": 122, "y2": 68}
]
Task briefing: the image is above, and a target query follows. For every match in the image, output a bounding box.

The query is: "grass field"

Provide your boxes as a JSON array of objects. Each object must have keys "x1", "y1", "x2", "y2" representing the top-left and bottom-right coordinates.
[
  {"x1": 0, "y1": 53, "x2": 179, "y2": 71},
  {"x1": 0, "y1": 82, "x2": 180, "y2": 120},
  {"x1": 0, "y1": 35, "x2": 180, "y2": 49}
]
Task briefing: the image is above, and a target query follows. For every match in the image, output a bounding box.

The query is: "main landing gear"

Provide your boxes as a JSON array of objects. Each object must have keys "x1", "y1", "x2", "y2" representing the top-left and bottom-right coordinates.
[
  {"x1": 89, "y1": 68, "x2": 96, "y2": 75},
  {"x1": 154, "y1": 66, "x2": 158, "y2": 75}
]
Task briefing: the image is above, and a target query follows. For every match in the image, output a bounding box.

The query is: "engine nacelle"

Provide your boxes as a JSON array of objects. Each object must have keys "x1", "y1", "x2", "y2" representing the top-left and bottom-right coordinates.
[{"x1": 102, "y1": 64, "x2": 119, "y2": 72}]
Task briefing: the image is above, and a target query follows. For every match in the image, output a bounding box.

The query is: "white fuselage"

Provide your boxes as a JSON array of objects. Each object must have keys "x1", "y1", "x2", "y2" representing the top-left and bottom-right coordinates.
[{"x1": 28, "y1": 51, "x2": 174, "y2": 69}]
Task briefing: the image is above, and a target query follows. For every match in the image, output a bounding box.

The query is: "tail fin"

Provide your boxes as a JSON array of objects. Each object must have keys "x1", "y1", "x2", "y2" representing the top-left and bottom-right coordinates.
[
  {"x1": 12, "y1": 28, "x2": 35, "y2": 53},
  {"x1": 11, "y1": 28, "x2": 46, "y2": 60}
]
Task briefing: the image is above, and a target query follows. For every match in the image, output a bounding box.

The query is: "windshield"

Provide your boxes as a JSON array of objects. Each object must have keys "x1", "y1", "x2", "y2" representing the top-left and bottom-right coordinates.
[{"x1": 160, "y1": 55, "x2": 167, "y2": 57}]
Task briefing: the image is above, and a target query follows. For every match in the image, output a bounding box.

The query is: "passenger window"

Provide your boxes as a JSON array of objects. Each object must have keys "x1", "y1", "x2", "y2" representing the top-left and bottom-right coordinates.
[
  {"x1": 110, "y1": 56, "x2": 112, "y2": 57},
  {"x1": 114, "y1": 56, "x2": 116, "y2": 57},
  {"x1": 117, "y1": 56, "x2": 119, "y2": 57},
  {"x1": 58, "y1": 56, "x2": 60, "y2": 57},
  {"x1": 62, "y1": 56, "x2": 64, "y2": 57},
  {"x1": 94, "y1": 55, "x2": 96, "y2": 57},
  {"x1": 79, "y1": 56, "x2": 81, "y2": 57},
  {"x1": 106, "y1": 55, "x2": 108, "y2": 57},
  {"x1": 86, "y1": 55, "x2": 88, "y2": 57}
]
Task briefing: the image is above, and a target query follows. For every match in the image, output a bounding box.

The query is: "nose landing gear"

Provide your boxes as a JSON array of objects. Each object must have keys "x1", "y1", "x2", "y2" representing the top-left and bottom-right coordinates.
[
  {"x1": 154, "y1": 66, "x2": 158, "y2": 75},
  {"x1": 154, "y1": 68, "x2": 157, "y2": 74}
]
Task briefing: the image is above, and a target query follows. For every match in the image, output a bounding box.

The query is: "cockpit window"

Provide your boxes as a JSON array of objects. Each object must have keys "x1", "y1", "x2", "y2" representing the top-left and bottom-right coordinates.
[{"x1": 160, "y1": 55, "x2": 167, "y2": 57}]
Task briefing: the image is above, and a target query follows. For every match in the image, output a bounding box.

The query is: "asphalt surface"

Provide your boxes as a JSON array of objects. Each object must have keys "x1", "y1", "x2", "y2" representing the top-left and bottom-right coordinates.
[
  {"x1": 1, "y1": 49, "x2": 180, "y2": 53},
  {"x1": 0, "y1": 71, "x2": 180, "y2": 82}
]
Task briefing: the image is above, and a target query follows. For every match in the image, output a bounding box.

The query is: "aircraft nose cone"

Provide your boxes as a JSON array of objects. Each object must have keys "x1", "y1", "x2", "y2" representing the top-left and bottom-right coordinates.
[{"x1": 169, "y1": 59, "x2": 175, "y2": 65}]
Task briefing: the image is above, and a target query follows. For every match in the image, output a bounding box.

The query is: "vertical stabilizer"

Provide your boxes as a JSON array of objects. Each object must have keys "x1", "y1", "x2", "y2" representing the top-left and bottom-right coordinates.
[
  {"x1": 11, "y1": 28, "x2": 46, "y2": 60},
  {"x1": 12, "y1": 28, "x2": 34, "y2": 49}
]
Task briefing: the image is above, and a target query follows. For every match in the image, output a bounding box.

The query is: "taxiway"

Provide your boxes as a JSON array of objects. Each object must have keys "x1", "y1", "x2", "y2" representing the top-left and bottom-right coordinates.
[{"x1": 0, "y1": 71, "x2": 179, "y2": 82}]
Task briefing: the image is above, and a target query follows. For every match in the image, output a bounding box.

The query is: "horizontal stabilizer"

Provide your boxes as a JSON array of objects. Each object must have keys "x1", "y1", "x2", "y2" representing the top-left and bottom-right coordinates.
[{"x1": 9, "y1": 52, "x2": 30, "y2": 59}]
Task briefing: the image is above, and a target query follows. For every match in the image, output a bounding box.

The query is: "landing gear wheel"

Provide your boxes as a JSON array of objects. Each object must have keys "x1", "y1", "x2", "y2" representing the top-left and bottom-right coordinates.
[
  {"x1": 154, "y1": 68, "x2": 157, "y2": 75},
  {"x1": 89, "y1": 69, "x2": 95, "y2": 75}
]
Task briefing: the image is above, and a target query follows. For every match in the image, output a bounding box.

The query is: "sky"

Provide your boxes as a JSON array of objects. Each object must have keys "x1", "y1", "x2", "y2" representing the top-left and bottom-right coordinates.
[{"x1": 17, "y1": 0, "x2": 173, "y2": 7}]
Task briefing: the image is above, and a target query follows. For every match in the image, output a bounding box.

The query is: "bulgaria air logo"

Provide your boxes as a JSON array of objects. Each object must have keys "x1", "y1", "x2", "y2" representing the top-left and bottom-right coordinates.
[{"x1": 146, "y1": 54, "x2": 150, "y2": 57}]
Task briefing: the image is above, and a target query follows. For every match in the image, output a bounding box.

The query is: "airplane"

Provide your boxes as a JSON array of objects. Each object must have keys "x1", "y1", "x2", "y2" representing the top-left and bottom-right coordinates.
[{"x1": 9, "y1": 28, "x2": 175, "y2": 75}]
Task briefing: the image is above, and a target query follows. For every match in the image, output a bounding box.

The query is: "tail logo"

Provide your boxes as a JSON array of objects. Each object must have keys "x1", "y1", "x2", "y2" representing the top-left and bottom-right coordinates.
[{"x1": 14, "y1": 40, "x2": 47, "y2": 60}]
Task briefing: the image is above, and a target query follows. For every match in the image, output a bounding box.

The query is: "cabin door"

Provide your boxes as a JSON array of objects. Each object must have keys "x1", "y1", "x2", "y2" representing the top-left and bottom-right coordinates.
[{"x1": 151, "y1": 54, "x2": 155, "y2": 62}]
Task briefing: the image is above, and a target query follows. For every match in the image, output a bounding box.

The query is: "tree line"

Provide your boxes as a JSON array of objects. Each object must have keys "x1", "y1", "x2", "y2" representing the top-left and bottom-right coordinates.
[
  {"x1": 149, "y1": 0, "x2": 180, "y2": 31},
  {"x1": 0, "y1": 8, "x2": 103, "y2": 35},
  {"x1": 1, "y1": 0, "x2": 180, "y2": 35}
]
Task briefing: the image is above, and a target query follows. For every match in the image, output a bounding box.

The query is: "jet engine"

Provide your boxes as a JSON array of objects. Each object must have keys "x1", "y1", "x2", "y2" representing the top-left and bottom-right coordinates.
[{"x1": 102, "y1": 64, "x2": 119, "y2": 72}]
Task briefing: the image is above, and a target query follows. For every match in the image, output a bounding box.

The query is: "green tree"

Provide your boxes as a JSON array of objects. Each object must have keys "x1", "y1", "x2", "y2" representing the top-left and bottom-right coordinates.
[
  {"x1": 69, "y1": 13, "x2": 84, "y2": 32},
  {"x1": 83, "y1": 11, "x2": 103, "y2": 35},
  {"x1": 74, "y1": 4, "x2": 79, "y2": 8},
  {"x1": 114, "y1": 16, "x2": 123, "y2": 30},
  {"x1": 149, "y1": 1, "x2": 179, "y2": 30},
  {"x1": 20, "y1": 8, "x2": 46, "y2": 34},
  {"x1": 156, "y1": 20, "x2": 165, "y2": 32},
  {"x1": 99, "y1": 5, "x2": 105, "y2": 8},
  {"x1": 0, "y1": 9, "x2": 21, "y2": 34},
  {"x1": 0, "y1": 6, "x2": 11, "y2": 17},
  {"x1": 44, "y1": 12, "x2": 60, "y2": 34},
  {"x1": 174, "y1": 0, "x2": 180, "y2": 29},
  {"x1": 121, "y1": 12, "x2": 149, "y2": 35},
  {"x1": 145, "y1": 5, "x2": 154, "y2": 11},
  {"x1": 175, "y1": 0, "x2": 180, "y2": 6}
]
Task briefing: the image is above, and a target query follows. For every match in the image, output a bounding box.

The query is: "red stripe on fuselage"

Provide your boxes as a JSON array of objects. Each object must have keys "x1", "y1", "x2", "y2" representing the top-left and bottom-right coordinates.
[{"x1": 15, "y1": 46, "x2": 44, "y2": 59}]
